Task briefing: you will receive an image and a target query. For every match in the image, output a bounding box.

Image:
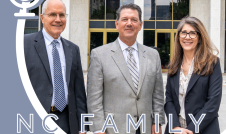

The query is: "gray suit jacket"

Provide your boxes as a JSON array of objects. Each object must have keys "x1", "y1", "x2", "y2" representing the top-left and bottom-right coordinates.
[{"x1": 87, "y1": 39, "x2": 165, "y2": 134}]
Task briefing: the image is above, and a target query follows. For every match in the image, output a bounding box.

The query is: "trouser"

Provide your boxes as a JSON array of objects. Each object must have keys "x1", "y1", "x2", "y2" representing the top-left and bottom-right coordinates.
[{"x1": 50, "y1": 105, "x2": 71, "y2": 134}]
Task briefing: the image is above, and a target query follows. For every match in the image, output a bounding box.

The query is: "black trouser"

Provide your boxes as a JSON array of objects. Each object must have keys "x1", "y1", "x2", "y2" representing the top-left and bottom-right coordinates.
[
  {"x1": 50, "y1": 106, "x2": 70, "y2": 134},
  {"x1": 136, "y1": 127, "x2": 141, "y2": 134}
]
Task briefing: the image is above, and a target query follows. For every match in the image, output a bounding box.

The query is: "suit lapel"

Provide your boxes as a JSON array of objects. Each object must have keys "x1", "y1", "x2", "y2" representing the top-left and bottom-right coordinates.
[
  {"x1": 34, "y1": 31, "x2": 52, "y2": 83},
  {"x1": 186, "y1": 74, "x2": 201, "y2": 96},
  {"x1": 137, "y1": 43, "x2": 147, "y2": 95},
  {"x1": 61, "y1": 38, "x2": 72, "y2": 87},
  {"x1": 174, "y1": 70, "x2": 180, "y2": 98},
  {"x1": 111, "y1": 40, "x2": 137, "y2": 95}
]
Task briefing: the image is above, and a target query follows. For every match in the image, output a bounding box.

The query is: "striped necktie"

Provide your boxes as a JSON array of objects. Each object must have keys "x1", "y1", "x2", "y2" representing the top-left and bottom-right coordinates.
[
  {"x1": 52, "y1": 40, "x2": 66, "y2": 112},
  {"x1": 126, "y1": 47, "x2": 139, "y2": 90}
]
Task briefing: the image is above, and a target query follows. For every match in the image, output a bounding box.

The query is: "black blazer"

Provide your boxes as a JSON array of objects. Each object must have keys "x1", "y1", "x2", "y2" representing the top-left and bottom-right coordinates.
[
  {"x1": 164, "y1": 58, "x2": 222, "y2": 134},
  {"x1": 24, "y1": 30, "x2": 88, "y2": 133}
]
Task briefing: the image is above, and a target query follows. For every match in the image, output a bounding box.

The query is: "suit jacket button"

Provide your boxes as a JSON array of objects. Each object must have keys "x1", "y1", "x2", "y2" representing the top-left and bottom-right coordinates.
[
  {"x1": 137, "y1": 97, "x2": 139, "y2": 101},
  {"x1": 49, "y1": 93, "x2": 52, "y2": 97},
  {"x1": 186, "y1": 99, "x2": 189, "y2": 103}
]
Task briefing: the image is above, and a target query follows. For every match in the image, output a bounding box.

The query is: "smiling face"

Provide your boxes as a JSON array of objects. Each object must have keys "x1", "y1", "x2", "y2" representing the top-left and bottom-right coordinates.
[
  {"x1": 115, "y1": 8, "x2": 143, "y2": 45},
  {"x1": 40, "y1": 0, "x2": 66, "y2": 39},
  {"x1": 179, "y1": 24, "x2": 199, "y2": 53}
]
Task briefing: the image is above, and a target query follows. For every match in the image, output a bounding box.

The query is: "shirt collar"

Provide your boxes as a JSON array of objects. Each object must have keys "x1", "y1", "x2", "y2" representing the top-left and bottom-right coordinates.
[
  {"x1": 42, "y1": 28, "x2": 61, "y2": 46},
  {"x1": 118, "y1": 37, "x2": 138, "y2": 52}
]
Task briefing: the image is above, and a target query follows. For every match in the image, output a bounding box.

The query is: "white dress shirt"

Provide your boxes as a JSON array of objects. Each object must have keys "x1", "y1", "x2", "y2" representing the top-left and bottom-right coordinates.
[
  {"x1": 42, "y1": 28, "x2": 68, "y2": 106},
  {"x1": 179, "y1": 58, "x2": 194, "y2": 120},
  {"x1": 118, "y1": 37, "x2": 139, "y2": 72}
]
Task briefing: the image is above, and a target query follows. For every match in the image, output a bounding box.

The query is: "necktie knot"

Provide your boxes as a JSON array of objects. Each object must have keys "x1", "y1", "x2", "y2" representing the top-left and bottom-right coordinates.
[
  {"x1": 126, "y1": 47, "x2": 134, "y2": 54},
  {"x1": 52, "y1": 40, "x2": 59, "y2": 47}
]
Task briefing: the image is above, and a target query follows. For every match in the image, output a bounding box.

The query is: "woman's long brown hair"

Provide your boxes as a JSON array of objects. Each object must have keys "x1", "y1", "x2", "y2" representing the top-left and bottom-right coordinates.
[{"x1": 168, "y1": 16, "x2": 218, "y2": 76}]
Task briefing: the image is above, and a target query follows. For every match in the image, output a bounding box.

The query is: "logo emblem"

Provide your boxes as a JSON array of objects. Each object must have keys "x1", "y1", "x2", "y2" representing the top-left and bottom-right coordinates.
[{"x1": 10, "y1": 0, "x2": 40, "y2": 17}]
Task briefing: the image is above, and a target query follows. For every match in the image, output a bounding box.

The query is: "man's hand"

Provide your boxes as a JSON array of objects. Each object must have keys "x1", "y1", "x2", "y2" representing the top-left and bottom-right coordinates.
[
  {"x1": 79, "y1": 133, "x2": 86, "y2": 134},
  {"x1": 96, "y1": 133, "x2": 106, "y2": 134},
  {"x1": 151, "y1": 124, "x2": 162, "y2": 134},
  {"x1": 173, "y1": 127, "x2": 193, "y2": 134}
]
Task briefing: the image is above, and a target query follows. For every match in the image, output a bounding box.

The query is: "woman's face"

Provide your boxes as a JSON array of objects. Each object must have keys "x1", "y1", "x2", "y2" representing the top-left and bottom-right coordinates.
[{"x1": 179, "y1": 24, "x2": 199, "y2": 53}]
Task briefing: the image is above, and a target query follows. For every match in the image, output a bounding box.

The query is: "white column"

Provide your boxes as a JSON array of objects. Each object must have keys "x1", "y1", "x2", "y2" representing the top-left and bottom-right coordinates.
[
  {"x1": 61, "y1": 0, "x2": 70, "y2": 40},
  {"x1": 190, "y1": 0, "x2": 210, "y2": 34},
  {"x1": 70, "y1": 0, "x2": 89, "y2": 71},
  {"x1": 210, "y1": 0, "x2": 225, "y2": 72},
  {"x1": 38, "y1": 5, "x2": 41, "y2": 31},
  {"x1": 220, "y1": 0, "x2": 225, "y2": 72},
  {"x1": 134, "y1": 0, "x2": 144, "y2": 44}
]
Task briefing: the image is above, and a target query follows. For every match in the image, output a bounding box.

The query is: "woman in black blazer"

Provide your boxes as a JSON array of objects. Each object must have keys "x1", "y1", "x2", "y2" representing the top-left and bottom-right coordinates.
[{"x1": 164, "y1": 16, "x2": 222, "y2": 134}]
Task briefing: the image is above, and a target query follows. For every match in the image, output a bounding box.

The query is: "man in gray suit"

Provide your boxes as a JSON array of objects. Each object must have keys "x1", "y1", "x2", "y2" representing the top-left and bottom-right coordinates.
[{"x1": 87, "y1": 3, "x2": 165, "y2": 134}]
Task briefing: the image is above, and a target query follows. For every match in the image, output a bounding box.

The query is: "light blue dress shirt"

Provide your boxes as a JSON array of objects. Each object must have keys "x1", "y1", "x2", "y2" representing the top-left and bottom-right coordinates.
[{"x1": 42, "y1": 28, "x2": 68, "y2": 106}]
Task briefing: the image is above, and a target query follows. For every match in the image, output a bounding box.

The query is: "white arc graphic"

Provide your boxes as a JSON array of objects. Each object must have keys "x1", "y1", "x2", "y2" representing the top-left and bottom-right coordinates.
[{"x1": 16, "y1": 19, "x2": 66, "y2": 134}]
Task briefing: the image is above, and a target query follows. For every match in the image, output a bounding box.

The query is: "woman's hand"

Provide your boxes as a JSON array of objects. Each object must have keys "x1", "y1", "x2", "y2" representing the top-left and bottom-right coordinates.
[{"x1": 173, "y1": 126, "x2": 193, "y2": 134}]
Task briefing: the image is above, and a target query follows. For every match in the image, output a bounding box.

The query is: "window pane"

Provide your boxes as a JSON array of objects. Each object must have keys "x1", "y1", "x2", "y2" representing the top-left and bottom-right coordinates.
[
  {"x1": 156, "y1": 21, "x2": 172, "y2": 29},
  {"x1": 90, "y1": 32, "x2": 103, "y2": 53},
  {"x1": 144, "y1": 0, "x2": 155, "y2": 20},
  {"x1": 173, "y1": 0, "x2": 189, "y2": 20},
  {"x1": 24, "y1": 28, "x2": 38, "y2": 34},
  {"x1": 90, "y1": 0, "x2": 105, "y2": 19},
  {"x1": 144, "y1": 21, "x2": 155, "y2": 29},
  {"x1": 173, "y1": 21, "x2": 179, "y2": 29},
  {"x1": 89, "y1": 21, "x2": 105, "y2": 28},
  {"x1": 29, "y1": 7, "x2": 39, "y2": 16},
  {"x1": 143, "y1": 30, "x2": 155, "y2": 48},
  {"x1": 157, "y1": 33, "x2": 171, "y2": 69},
  {"x1": 122, "y1": 0, "x2": 134, "y2": 5},
  {"x1": 107, "y1": 32, "x2": 119, "y2": 43},
  {"x1": 25, "y1": 19, "x2": 39, "y2": 28},
  {"x1": 106, "y1": 0, "x2": 120, "y2": 19},
  {"x1": 106, "y1": 21, "x2": 116, "y2": 28},
  {"x1": 156, "y1": 0, "x2": 172, "y2": 20},
  {"x1": 29, "y1": 1, "x2": 44, "y2": 16}
]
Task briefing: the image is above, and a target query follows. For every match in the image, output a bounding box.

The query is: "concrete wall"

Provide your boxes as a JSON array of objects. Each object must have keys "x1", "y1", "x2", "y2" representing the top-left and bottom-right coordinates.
[
  {"x1": 61, "y1": 0, "x2": 70, "y2": 40},
  {"x1": 190, "y1": 0, "x2": 225, "y2": 72},
  {"x1": 221, "y1": 0, "x2": 225, "y2": 72},
  {"x1": 210, "y1": 0, "x2": 225, "y2": 72},
  {"x1": 62, "y1": 0, "x2": 89, "y2": 71},
  {"x1": 134, "y1": 0, "x2": 144, "y2": 44},
  {"x1": 70, "y1": 0, "x2": 89, "y2": 71},
  {"x1": 190, "y1": 0, "x2": 210, "y2": 34}
]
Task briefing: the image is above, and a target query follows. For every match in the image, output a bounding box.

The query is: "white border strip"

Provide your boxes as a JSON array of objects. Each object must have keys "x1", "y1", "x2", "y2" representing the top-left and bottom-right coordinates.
[
  {"x1": 222, "y1": 130, "x2": 226, "y2": 134},
  {"x1": 16, "y1": 19, "x2": 65, "y2": 134}
]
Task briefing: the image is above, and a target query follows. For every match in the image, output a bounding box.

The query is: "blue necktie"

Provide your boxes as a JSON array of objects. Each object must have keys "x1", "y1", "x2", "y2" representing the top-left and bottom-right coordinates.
[{"x1": 52, "y1": 40, "x2": 66, "y2": 112}]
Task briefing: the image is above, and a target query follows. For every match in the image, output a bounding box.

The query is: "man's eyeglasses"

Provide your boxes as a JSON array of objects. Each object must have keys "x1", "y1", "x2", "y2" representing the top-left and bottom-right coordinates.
[
  {"x1": 179, "y1": 31, "x2": 199, "y2": 39},
  {"x1": 44, "y1": 13, "x2": 68, "y2": 19}
]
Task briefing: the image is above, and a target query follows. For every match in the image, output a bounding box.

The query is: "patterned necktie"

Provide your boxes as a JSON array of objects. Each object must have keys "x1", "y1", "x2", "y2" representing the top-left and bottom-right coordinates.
[
  {"x1": 52, "y1": 40, "x2": 66, "y2": 112},
  {"x1": 126, "y1": 47, "x2": 139, "y2": 90}
]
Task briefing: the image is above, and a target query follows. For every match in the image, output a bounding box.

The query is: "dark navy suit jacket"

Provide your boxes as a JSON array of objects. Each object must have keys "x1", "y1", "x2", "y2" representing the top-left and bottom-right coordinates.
[
  {"x1": 164, "y1": 58, "x2": 222, "y2": 134},
  {"x1": 24, "y1": 30, "x2": 88, "y2": 133}
]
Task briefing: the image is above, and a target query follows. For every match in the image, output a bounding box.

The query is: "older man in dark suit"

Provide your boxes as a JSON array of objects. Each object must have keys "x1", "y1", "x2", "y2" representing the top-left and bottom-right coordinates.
[{"x1": 24, "y1": 0, "x2": 88, "y2": 133}]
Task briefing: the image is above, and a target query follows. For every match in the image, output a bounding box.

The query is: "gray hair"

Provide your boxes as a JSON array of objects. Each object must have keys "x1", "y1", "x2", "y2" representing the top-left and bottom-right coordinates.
[
  {"x1": 42, "y1": 0, "x2": 66, "y2": 14},
  {"x1": 116, "y1": 3, "x2": 142, "y2": 22}
]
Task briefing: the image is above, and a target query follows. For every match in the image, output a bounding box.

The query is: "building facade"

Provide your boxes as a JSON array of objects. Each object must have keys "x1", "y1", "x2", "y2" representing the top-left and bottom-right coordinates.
[{"x1": 25, "y1": 0, "x2": 225, "y2": 72}]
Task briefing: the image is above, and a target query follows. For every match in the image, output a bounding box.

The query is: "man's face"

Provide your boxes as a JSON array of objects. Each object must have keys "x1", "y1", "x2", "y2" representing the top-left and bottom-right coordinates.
[
  {"x1": 41, "y1": 0, "x2": 66, "y2": 39},
  {"x1": 115, "y1": 8, "x2": 143, "y2": 42}
]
